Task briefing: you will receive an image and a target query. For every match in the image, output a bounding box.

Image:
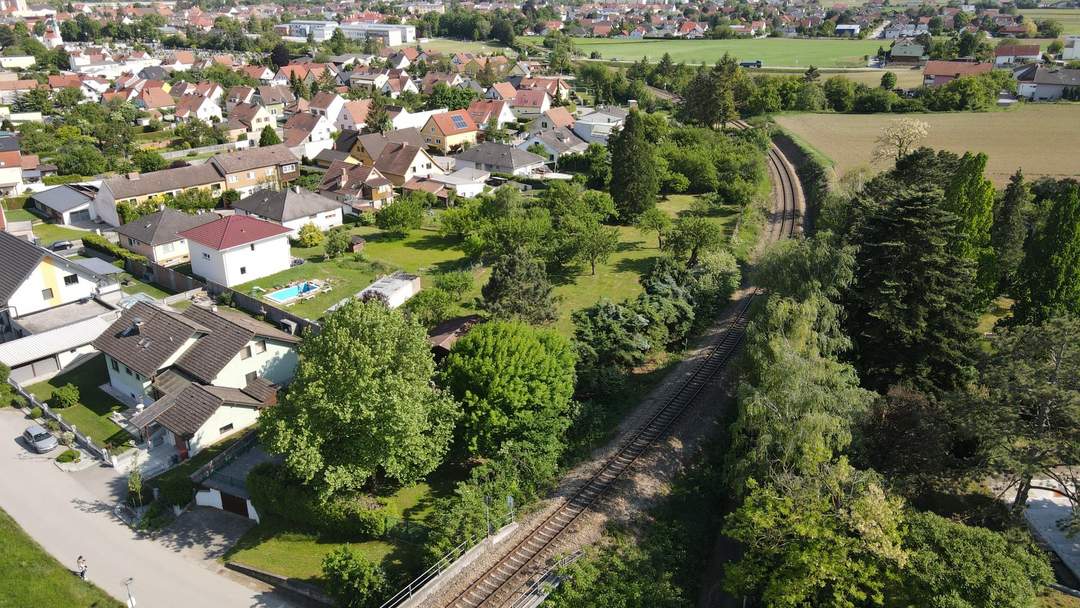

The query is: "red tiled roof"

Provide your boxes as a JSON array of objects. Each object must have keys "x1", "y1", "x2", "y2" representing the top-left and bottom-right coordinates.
[
  {"x1": 994, "y1": 44, "x2": 1040, "y2": 57},
  {"x1": 178, "y1": 215, "x2": 290, "y2": 250},
  {"x1": 923, "y1": 61, "x2": 993, "y2": 78},
  {"x1": 430, "y1": 109, "x2": 477, "y2": 136}
]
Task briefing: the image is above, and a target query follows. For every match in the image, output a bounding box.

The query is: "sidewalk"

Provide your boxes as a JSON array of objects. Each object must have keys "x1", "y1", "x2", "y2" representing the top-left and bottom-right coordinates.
[
  {"x1": 0, "y1": 409, "x2": 299, "y2": 608},
  {"x1": 1025, "y1": 485, "x2": 1080, "y2": 582}
]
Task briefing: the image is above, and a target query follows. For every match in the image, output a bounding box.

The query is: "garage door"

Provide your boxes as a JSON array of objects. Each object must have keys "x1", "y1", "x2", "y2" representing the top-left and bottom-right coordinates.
[
  {"x1": 220, "y1": 492, "x2": 249, "y2": 517},
  {"x1": 69, "y1": 210, "x2": 91, "y2": 223}
]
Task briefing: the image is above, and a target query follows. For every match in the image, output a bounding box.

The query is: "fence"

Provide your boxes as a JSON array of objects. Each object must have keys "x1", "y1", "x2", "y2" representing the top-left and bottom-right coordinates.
[
  {"x1": 204, "y1": 282, "x2": 322, "y2": 337},
  {"x1": 189, "y1": 430, "x2": 259, "y2": 485},
  {"x1": 126, "y1": 259, "x2": 206, "y2": 294},
  {"x1": 160, "y1": 141, "x2": 241, "y2": 160},
  {"x1": 8, "y1": 378, "x2": 113, "y2": 466}
]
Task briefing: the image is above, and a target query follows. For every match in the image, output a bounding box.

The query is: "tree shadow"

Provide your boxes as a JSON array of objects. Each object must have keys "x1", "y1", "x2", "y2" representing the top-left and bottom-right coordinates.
[{"x1": 612, "y1": 255, "x2": 657, "y2": 276}]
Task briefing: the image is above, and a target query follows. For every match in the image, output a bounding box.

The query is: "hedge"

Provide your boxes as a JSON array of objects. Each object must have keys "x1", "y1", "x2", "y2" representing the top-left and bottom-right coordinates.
[
  {"x1": 81, "y1": 233, "x2": 148, "y2": 264},
  {"x1": 43, "y1": 174, "x2": 90, "y2": 186},
  {"x1": 247, "y1": 463, "x2": 394, "y2": 539},
  {"x1": 56, "y1": 449, "x2": 81, "y2": 463}
]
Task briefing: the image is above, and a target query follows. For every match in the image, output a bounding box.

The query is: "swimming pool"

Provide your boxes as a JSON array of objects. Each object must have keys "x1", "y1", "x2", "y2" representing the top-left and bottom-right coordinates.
[{"x1": 266, "y1": 281, "x2": 320, "y2": 304}]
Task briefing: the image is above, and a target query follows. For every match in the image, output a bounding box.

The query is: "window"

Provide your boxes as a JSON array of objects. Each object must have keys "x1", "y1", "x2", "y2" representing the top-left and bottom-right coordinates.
[
  {"x1": 41, "y1": 288, "x2": 53, "y2": 300},
  {"x1": 128, "y1": 238, "x2": 136, "y2": 246},
  {"x1": 245, "y1": 371, "x2": 258, "y2": 383},
  {"x1": 240, "y1": 266, "x2": 247, "y2": 275},
  {"x1": 282, "y1": 164, "x2": 296, "y2": 173},
  {"x1": 265, "y1": 167, "x2": 274, "y2": 176},
  {"x1": 240, "y1": 345, "x2": 253, "y2": 360},
  {"x1": 134, "y1": 372, "x2": 141, "y2": 381},
  {"x1": 247, "y1": 171, "x2": 255, "y2": 179},
  {"x1": 63, "y1": 274, "x2": 78, "y2": 286},
  {"x1": 249, "y1": 244, "x2": 255, "y2": 251},
  {"x1": 218, "y1": 423, "x2": 234, "y2": 435},
  {"x1": 124, "y1": 365, "x2": 132, "y2": 376},
  {"x1": 228, "y1": 175, "x2": 237, "y2": 183},
  {"x1": 253, "y1": 340, "x2": 267, "y2": 355},
  {"x1": 161, "y1": 242, "x2": 175, "y2": 253},
  {"x1": 202, "y1": 252, "x2": 211, "y2": 260},
  {"x1": 110, "y1": 358, "x2": 119, "y2": 372}
]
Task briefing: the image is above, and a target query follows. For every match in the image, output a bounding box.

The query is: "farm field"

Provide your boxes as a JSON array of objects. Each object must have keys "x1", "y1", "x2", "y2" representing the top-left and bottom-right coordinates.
[
  {"x1": 1020, "y1": 9, "x2": 1080, "y2": 35},
  {"x1": 775, "y1": 104, "x2": 1080, "y2": 185},
  {"x1": 766, "y1": 67, "x2": 924, "y2": 88},
  {"x1": 561, "y1": 37, "x2": 885, "y2": 67},
  {"x1": 407, "y1": 37, "x2": 514, "y2": 55}
]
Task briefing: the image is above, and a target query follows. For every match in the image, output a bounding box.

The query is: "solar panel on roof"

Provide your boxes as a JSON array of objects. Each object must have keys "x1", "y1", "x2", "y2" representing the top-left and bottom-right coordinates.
[{"x1": 451, "y1": 115, "x2": 468, "y2": 129}]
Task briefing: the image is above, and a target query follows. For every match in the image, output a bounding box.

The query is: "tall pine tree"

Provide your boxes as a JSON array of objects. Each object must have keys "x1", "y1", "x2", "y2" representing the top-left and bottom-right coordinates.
[
  {"x1": 942, "y1": 152, "x2": 996, "y2": 305},
  {"x1": 608, "y1": 109, "x2": 659, "y2": 221},
  {"x1": 1011, "y1": 181, "x2": 1080, "y2": 325},
  {"x1": 843, "y1": 184, "x2": 979, "y2": 394},
  {"x1": 990, "y1": 169, "x2": 1032, "y2": 293}
]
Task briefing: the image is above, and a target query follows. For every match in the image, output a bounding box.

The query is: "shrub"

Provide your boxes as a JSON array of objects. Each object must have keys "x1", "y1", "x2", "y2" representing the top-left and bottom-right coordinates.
[
  {"x1": 52, "y1": 383, "x2": 79, "y2": 408},
  {"x1": 60, "y1": 431, "x2": 75, "y2": 447},
  {"x1": 44, "y1": 419, "x2": 60, "y2": 432},
  {"x1": 28, "y1": 406, "x2": 42, "y2": 419},
  {"x1": 322, "y1": 546, "x2": 388, "y2": 608},
  {"x1": 325, "y1": 227, "x2": 350, "y2": 259},
  {"x1": 357, "y1": 212, "x2": 375, "y2": 226},
  {"x1": 296, "y1": 223, "x2": 325, "y2": 248},
  {"x1": 81, "y1": 233, "x2": 148, "y2": 264},
  {"x1": 56, "y1": 449, "x2": 81, "y2": 463}
]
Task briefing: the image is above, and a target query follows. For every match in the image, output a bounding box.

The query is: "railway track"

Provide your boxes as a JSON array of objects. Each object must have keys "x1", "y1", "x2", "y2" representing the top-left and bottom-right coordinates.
[{"x1": 443, "y1": 121, "x2": 803, "y2": 608}]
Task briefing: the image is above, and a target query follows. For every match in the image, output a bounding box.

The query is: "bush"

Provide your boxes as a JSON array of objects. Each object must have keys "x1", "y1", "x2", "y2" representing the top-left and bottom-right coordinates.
[
  {"x1": 322, "y1": 546, "x2": 388, "y2": 608},
  {"x1": 357, "y1": 212, "x2": 375, "y2": 226},
  {"x1": 28, "y1": 406, "x2": 42, "y2": 419},
  {"x1": 56, "y1": 449, "x2": 81, "y2": 463},
  {"x1": 42, "y1": 174, "x2": 89, "y2": 186},
  {"x1": 44, "y1": 419, "x2": 60, "y2": 432},
  {"x1": 60, "y1": 431, "x2": 75, "y2": 447},
  {"x1": 296, "y1": 223, "x2": 325, "y2": 248},
  {"x1": 52, "y1": 383, "x2": 79, "y2": 408},
  {"x1": 81, "y1": 233, "x2": 148, "y2": 264}
]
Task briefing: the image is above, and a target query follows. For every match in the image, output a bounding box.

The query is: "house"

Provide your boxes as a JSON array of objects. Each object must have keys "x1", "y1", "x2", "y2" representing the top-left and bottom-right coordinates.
[
  {"x1": 254, "y1": 85, "x2": 296, "y2": 120},
  {"x1": 538, "y1": 107, "x2": 575, "y2": 130},
  {"x1": 835, "y1": 24, "x2": 861, "y2": 37},
  {"x1": 888, "y1": 41, "x2": 926, "y2": 65},
  {"x1": 309, "y1": 91, "x2": 346, "y2": 123},
  {"x1": 0, "y1": 230, "x2": 120, "y2": 337},
  {"x1": 454, "y1": 142, "x2": 546, "y2": 176},
  {"x1": 282, "y1": 112, "x2": 335, "y2": 159},
  {"x1": 389, "y1": 107, "x2": 446, "y2": 131},
  {"x1": 517, "y1": 77, "x2": 572, "y2": 101},
  {"x1": 994, "y1": 44, "x2": 1041, "y2": 67},
  {"x1": 318, "y1": 160, "x2": 395, "y2": 213},
  {"x1": 224, "y1": 85, "x2": 255, "y2": 112},
  {"x1": 467, "y1": 99, "x2": 516, "y2": 130},
  {"x1": 227, "y1": 102, "x2": 274, "y2": 142},
  {"x1": 95, "y1": 301, "x2": 299, "y2": 460},
  {"x1": 428, "y1": 167, "x2": 490, "y2": 198},
  {"x1": 27, "y1": 184, "x2": 98, "y2": 225},
  {"x1": 207, "y1": 144, "x2": 300, "y2": 197},
  {"x1": 519, "y1": 127, "x2": 588, "y2": 164},
  {"x1": 93, "y1": 164, "x2": 226, "y2": 227},
  {"x1": 1015, "y1": 65, "x2": 1080, "y2": 101},
  {"x1": 922, "y1": 61, "x2": 993, "y2": 86},
  {"x1": 343, "y1": 128, "x2": 427, "y2": 165},
  {"x1": 572, "y1": 106, "x2": 628, "y2": 144},
  {"x1": 335, "y1": 99, "x2": 371, "y2": 131},
  {"x1": 421, "y1": 72, "x2": 463, "y2": 95},
  {"x1": 1063, "y1": 36, "x2": 1080, "y2": 61},
  {"x1": 511, "y1": 89, "x2": 551, "y2": 118},
  {"x1": 486, "y1": 81, "x2": 517, "y2": 101},
  {"x1": 173, "y1": 94, "x2": 223, "y2": 123},
  {"x1": 231, "y1": 186, "x2": 343, "y2": 237},
  {"x1": 241, "y1": 65, "x2": 275, "y2": 83},
  {"x1": 381, "y1": 73, "x2": 418, "y2": 98},
  {"x1": 134, "y1": 86, "x2": 176, "y2": 113},
  {"x1": 180, "y1": 215, "x2": 292, "y2": 287},
  {"x1": 421, "y1": 109, "x2": 479, "y2": 153},
  {"x1": 114, "y1": 208, "x2": 221, "y2": 266},
  {"x1": 374, "y1": 142, "x2": 446, "y2": 186}
]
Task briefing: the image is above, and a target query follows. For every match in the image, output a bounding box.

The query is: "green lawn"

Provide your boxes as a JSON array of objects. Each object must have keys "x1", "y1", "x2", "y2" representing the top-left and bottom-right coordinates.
[
  {"x1": 118, "y1": 273, "x2": 172, "y2": 300},
  {"x1": 529, "y1": 37, "x2": 885, "y2": 67},
  {"x1": 28, "y1": 355, "x2": 130, "y2": 447},
  {"x1": 33, "y1": 222, "x2": 89, "y2": 246},
  {"x1": 402, "y1": 37, "x2": 514, "y2": 55},
  {"x1": 0, "y1": 507, "x2": 122, "y2": 608},
  {"x1": 1021, "y1": 8, "x2": 1080, "y2": 35},
  {"x1": 4, "y1": 207, "x2": 36, "y2": 222}
]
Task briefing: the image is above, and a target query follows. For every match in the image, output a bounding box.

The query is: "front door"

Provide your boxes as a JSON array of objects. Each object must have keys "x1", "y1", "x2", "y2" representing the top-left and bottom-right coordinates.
[
  {"x1": 220, "y1": 492, "x2": 248, "y2": 517},
  {"x1": 174, "y1": 434, "x2": 189, "y2": 461}
]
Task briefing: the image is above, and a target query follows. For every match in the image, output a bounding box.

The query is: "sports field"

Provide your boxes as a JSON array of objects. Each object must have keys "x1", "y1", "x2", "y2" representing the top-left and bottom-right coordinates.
[
  {"x1": 1019, "y1": 9, "x2": 1080, "y2": 35},
  {"x1": 775, "y1": 104, "x2": 1080, "y2": 185},
  {"x1": 557, "y1": 37, "x2": 886, "y2": 67},
  {"x1": 408, "y1": 37, "x2": 515, "y2": 54}
]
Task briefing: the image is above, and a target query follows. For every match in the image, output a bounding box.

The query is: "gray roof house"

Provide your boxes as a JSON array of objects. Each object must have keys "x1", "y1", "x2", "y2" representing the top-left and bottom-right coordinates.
[
  {"x1": 519, "y1": 127, "x2": 588, "y2": 162},
  {"x1": 454, "y1": 142, "x2": 546, "y2": 176},
  {"x1": 231, "y1": 186, "x2": 343, "y2": 236},
  {"x1": 1016, "y1": 65, "x2": 1080, "y2": 101},
  {"x1": 27, "y1": 184, "x2": 99, "y2": 225},
  {"x1": 115, "y1": 208, "x2": 221, "y2": 266}
]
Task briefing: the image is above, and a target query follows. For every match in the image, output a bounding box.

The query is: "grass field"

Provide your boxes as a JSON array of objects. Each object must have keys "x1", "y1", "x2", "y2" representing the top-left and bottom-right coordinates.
[
  {"x1": 406, "y1": 37, "x2": 514, "y2": 55},
  {"x1": 562, "y1": 37, "x2": 885, "y2": 67},
  {"x1": 0, "y1": 507, "x2": 122, "y2": 607},
  {"x1": 1020, "y1": 9, "x2": 1080, "y2": 35},
  {"x1": 28, "y1": 355, "x2": 130, "y2": 447},
  {"x1": 765, "y1": 67, "x2": 924, "y2": 89},
  {"x1": 775, "y1": 104, "x2": 1080, "y2": 185}
]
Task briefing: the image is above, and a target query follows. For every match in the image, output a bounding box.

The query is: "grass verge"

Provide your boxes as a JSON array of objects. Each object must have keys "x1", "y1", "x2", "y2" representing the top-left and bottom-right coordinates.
[{"x1": 28, "y1": 355, "x2": 130, "y2": 448}]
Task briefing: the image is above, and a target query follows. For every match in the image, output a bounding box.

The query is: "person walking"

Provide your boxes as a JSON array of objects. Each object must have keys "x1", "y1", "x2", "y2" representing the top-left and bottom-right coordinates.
[{"x1": 77, "y1": 555, "x2": 87, "y2": 580}]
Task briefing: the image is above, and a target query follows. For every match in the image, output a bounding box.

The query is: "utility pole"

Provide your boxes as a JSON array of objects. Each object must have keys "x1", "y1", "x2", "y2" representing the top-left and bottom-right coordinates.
[
  {"x1": 483, "y1": 494, "x2": 493, "y2": 537},
  {"x1": 122, "y1": 577, "x2": 136, "y2": 608}
]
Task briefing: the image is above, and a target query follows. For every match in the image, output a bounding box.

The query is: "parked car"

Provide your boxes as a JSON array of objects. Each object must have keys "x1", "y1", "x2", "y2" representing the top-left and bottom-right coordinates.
[
  {"x1": 23, "y1": 424, "x2": 58, "y2": 453},
  {"x1": 740, "y1": 60, "x2": 763, "y2": 69},
  {"x1": 48, "y1": 240, "x2": 75, "y2": 252}
]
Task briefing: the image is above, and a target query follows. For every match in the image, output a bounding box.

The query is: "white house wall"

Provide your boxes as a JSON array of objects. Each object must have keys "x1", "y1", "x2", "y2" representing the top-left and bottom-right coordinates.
[
  {"x1": 188, "y1": 234, "x2": 290, "y2": 287},
  {"x1": 210, "y1": 338, "x2": 298, "y2": 388},
  {"x1": 189, "y1": 403, "x2": 261, "y2": 454},
  {"x1": 280, "y1": 208, "x2": 343, "y2": 237},
  {"x1": 8, "y1": 258, "x2": 101, "y2": 317},
  {"x1": 103, "y1": 353, "x2": 153, "y2": 404}
]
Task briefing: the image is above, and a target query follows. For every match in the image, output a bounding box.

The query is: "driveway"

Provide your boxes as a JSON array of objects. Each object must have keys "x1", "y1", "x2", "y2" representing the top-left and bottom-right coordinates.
[{"x1": 0, "y1": 408, "x2": 300, "y2": 608}]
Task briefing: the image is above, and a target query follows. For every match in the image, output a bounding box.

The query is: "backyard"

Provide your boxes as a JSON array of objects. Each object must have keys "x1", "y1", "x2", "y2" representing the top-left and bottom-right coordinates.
[
  {"x1": 28, "y1": 355, "x2": 131, "y2": 449},
  {"x1": 775, "y1": 104, "x2": 1080, "y2": 186},
  {"x1": 0, "y1": 507, "x2": 121, "y2": 608}
]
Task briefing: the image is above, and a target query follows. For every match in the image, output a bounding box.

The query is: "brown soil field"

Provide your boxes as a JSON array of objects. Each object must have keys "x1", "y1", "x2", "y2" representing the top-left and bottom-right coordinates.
[{"x1": 775, "y1": 105, "x2": 1080, "y2": 185}]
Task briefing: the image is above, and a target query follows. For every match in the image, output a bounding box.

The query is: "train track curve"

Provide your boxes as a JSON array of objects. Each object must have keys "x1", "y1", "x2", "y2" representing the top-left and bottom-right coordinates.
[{"x1": 442, "y1": 121, "x2": 804, "y2": 608}]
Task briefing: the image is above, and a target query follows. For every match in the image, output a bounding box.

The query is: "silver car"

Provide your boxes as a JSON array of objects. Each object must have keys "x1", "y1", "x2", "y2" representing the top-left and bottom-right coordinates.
[{"x1": 23, "y1": 424, "x2": 58, "y2": 453}]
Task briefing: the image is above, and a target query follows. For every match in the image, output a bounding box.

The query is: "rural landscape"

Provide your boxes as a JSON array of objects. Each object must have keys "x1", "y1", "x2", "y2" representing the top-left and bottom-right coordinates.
[{"x1": 0, "y1": 0, "x2": 1078, "y2": 607}]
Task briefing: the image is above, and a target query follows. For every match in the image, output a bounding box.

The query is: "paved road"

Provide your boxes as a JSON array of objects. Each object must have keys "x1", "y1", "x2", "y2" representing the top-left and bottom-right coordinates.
[{"x1": 0, "y1": 409, "x2": 297, "y2": 608}]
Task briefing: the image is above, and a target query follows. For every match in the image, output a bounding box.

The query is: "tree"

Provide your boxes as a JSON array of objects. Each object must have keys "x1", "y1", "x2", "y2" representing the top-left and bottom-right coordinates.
[
  {"x1": 480, "y1": 247, "x2": 559, "y2": 325},
  {"x1": 664, "y1": 216, "x2": 724, "y2": 266},
  {"x1": 634, "y1": 207, "x2": 671, "y2": 249},
  {"x1": 403, "y1": 287, "x2": 454, "y2": 327},
  {"x1": 132, "y1": 150, "x2": 166, "y2": 173},
  {"x1": 872, "y1": 118, "x2": 929, "y2": 164},
  {"x1": 526, "y1": 142, "x2": 548, "y2": 158},
  {"x1": 271, "y1": 42, "x2": 290, "y2": 69},
  {"x1": 843, "y1": 184, "x2": 978, "y2": 394},
  {"x1": 1037, "y1": 19, "x2": 1064, "y2": 39},
  {"x1": 127, "y1": 459, "x2": 143, "y2": 507},
  {"x1": 259, "y1": 124, "x2": 281, "y2": 146},
  {"x1": 824, "y1": 76, "x2": 856, "y2": 112},
  {"x1": 890, "y1": 511, "x2": 1052, "y2": 608},
  {"x1": 942, "y1": 152, "x2": 996, "y2": 304},
  {"x1": 324, "y1": 227, "x2": 350, "y2": 259},
  {"x1": 52, "y1": 383, "x2": 79, "y2": 408},
  {"x1": 440, "y1": 321, "x2": 576, "y2": 457},
  {"x1": 55, "y1": 144, "x2": 106, "y2": 176},
  {"x1": 321, "y1": 546, "x2": 388, "y2": 608},
  {"x1": 990, "y1": 169, "x2": 1031, "y2": 292},
  {"x1": 0, "y1": 363, "x2": 25, "y2": 408},
  {"x1": 296, "y1": 223, "x2": 324, "y2": 247},
  {"x1": 979, "y1": 316, "x2": 1080, "y2": 517},
  {"x1": 880, "y1": 71, "x2": 897, "y2": 89},
  {"x1": 572, "y1": 220, "x2": 619, "y2": 275},
  {"x1": 572, "y1": 298, "x2": 651, "y2": 395},
  {"x1": 260, "y1": 300, "x2": 460, "y2": 498},
  {"x1": 363, "y1": 93, "x2": 392, "y2": 134},
  {"x1": 433, "y1": 270, "x2": 474, "y2": 300},
  {"x1": 375, "y1": 196, "x2": 423, "y2": 237},
  {"x1": 1011, "y1": 181, "x2": 1080, "y2": 325},
  {"x1": 608, "y1": 109, "x2": 659, "y2": 220}
]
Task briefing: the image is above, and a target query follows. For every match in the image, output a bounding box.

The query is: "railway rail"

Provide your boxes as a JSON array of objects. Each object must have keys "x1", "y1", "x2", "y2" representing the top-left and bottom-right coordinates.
[{"x1": 442, "y1": 121, "x2": 804, "y2": 608}]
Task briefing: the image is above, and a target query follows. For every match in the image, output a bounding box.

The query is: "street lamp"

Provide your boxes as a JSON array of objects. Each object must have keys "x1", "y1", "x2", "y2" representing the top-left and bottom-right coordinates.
[{"x1": 122, "y1": 577, "x2": 136, "y2": 608}]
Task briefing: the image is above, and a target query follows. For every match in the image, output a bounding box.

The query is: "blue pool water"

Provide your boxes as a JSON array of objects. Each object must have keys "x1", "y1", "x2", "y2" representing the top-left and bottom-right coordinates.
[{"x1": 266, "y1": 281, "x2": 318, "y2": 303}]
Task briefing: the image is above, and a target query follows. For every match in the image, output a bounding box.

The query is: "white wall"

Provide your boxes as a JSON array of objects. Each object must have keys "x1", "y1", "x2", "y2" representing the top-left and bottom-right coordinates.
[
  {"x1": 195, "y1": 488, "x2": 260, "y2": 522},
  {"x1": 188, "y1": 234, "x2": 291, "y2": 287},
  {"x1": 8, "y1": 258, "x2": 100, "y2": 317},
  {"x1": 280, "y1": 208, "x2": 343, "y2": 237},
  {"x1": 211, "y1": 338, "x2": 298, "y2": 388},
  {"x1": 103, "y1": 353, "x2": 153, "y2": 404},
  {"x1": 190, "y1": 403, "x2": 261, "y2": 454}
]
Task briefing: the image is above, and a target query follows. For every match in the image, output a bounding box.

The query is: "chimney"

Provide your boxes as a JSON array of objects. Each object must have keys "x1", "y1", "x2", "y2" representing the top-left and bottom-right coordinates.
[{"x1": 339, "y1": 167, "x2": 348, "y2": 186}]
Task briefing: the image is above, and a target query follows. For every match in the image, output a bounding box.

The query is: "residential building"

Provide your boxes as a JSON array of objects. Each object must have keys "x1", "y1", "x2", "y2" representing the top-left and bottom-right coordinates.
[
  {"x1": 422, "y1": 109, "x2": 479, "y2": 153},
  {"x1": 173, "y1": 94, "x2": 223, "y2": 123},
  {"x1": 467, "y1": 99, "x2": 515, "y2": 130},
  {"x1": 374, "y1": 142, "x2": 446, "y2": 186},
  {"x1": 318, "y1": 161, "x2": 394, "y2": 212},
  {"x1": 309, "y1": 91, "x2": 346, "y2": 123},
  {"x1": 519, "y1": 127, "x2": 588, "y2": 164},
  {"x1": 342, "y1": 128, "x2": 426, "y2": 165},
  {"x1": 226, "y1": 102, "x2": 274, "y2": 142},
  {"x1": 180, "y1": 215, "x2": 292, "y2": 287},
  {"x1": 428, "y1": 168, "x2": 490, "y2": 198},
  {"x1": 511, "y1": 89, "x2": 551, "y2": 118},
  {"x1": 335, "y1": 99, "x2": 371, "y2": 132},
  {"x1": 922, "y1": 60, "x2": 993, "y2": 86},
  {"x1": 282, "y1": 112, "x2": 335, "y2": 159},
  {"x1": 572, "y1": 106, "x2": 628, "y2": 144},
  {"x1": 1063, "y1": 36, "x2": 1080, "y2": 61},
  {"x1": 93, "y1": 164, "x2": 226, "y2": 227},
  {"x1": 114, "y1": 208, "x2": 221, "y2": 266},
  {"x1": 231, "y1": 186, "x2": 343, "y2": 237},
  {"x1": 889, "y1": 41, "x2": 925, "y2": 65},
  {"x1": 207, "y1": 144, "x2": 300, "y2": 197},
  {"x1": 454, "y1": 142, "x2": 546, "y2": 176},
  {"x1": 254, "y1": 85, "x2": 296, "y2": 120},
  {"x1": 1015, "y1": 65, "x2": 1080, "y2": 101},
  {"x1": 27, "y1": 184, "x2": 98, "y2": 225},
  {"x1": 994, "y1": 44, "x2": 1041, "y2": 67}
]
